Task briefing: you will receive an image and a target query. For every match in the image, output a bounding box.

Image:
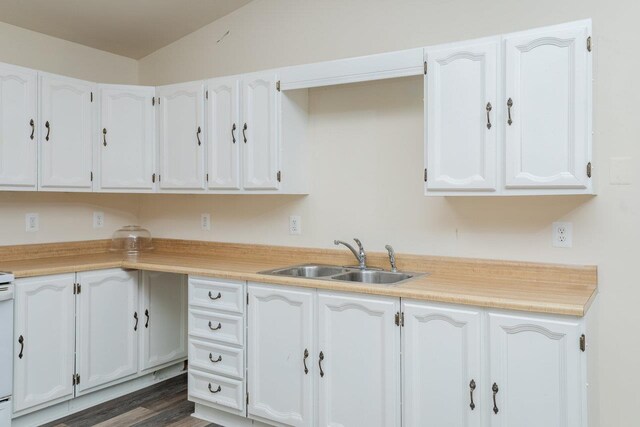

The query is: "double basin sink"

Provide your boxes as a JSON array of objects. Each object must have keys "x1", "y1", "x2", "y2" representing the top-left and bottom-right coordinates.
[{"x1": 259, "y1": 264, "x2": 424, "y2": 285}]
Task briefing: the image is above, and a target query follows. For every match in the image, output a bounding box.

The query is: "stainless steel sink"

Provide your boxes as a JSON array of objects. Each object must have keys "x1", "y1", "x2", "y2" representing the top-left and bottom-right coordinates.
[
  {"x1": 262, "y1": 264, "x2": 350, "y2": 278},
  {"x1": 330, "y1": 270, "x2": 415, "y2": 284}
]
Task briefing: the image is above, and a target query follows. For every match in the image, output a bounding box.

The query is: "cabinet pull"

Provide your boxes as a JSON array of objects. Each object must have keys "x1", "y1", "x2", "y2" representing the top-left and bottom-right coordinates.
[
  {"x1": 18, "y1": 335, "x2": 24, "y2": 359},
  {"x1": 102, "y1": 128, "x2": 108, "y2": 146},
  {"x1": 197, "y1": 126, "x2": 202, "y2": 146},
  {"x1": 507, "y1": 98, "x2": 513, "y2": 125},
  {"x1": 209, "y1": 353, "x2": 222, "y2": 363},
  {"x1": 45, "y1": 121, "x2": 51, "y2": 141},
  {"x1": 208, "y1": 321, "x2": 222, "y2": 331},
  {"x1": 492, "y1": 382, "x2": 499, "y2": 414},
  {"x1": 29, "y1": 119, "x2": 35, "y2": 140},
  {"x1": 242, "y1": 123, "x2": 247, "y2": 143},
  {"x1": 144, "y1": 309, "x2": 149, "y2": 328},
  {"x1": 231, "y1": 123, "x2": 237, "y2": 143},
  {"x1": 486, "y1": 103, "x2": 492, "y2": 129},
  {"x1": 208, "y1": 384, "x2": 222, "y2": 394},
  {"x1": 469, "y1": 379, "x2": 476, "y2": 410},
  {"x1": 133, "y1": 311, "x2": 138, "y2": 331},
  {"x1": 303, "y1": 348, "x2": 309, "y2": 374},
  {"x1": 319, "y1": 351, "x2": 325, "y2": 377},
  {"x1": 208, "y1": 291, "x2": 222, "y2": 300}
]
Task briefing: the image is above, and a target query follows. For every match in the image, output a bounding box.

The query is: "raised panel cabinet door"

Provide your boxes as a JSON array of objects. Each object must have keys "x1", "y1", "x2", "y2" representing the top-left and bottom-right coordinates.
[
  {"x1": 140, "y1": 271, "x2": 187, "y2": 371},
  {"x1": 13, "y1": 274, "x2": 75, "y2": 413},
  {"x1": 157, "y1": 82, "x2": 206, "y2": 191},
  {"x1": 425, "y1": 39, "x2": 498, "y2": 192},
  {"x1": 39, "y1": 73, "x2": 94, "y2": 191},
  {"x1": 488, "y1": 312, "x2": 585, "y2": 427},
  {"x1": 242, "y1": 72, "x2": 280, "y2": 190},
  {"x1": 247, "y1": 284, "x2": 314, "y2": 427},
  {"x1": 504, "y1": 22, "x2": 592, "y2": 189},
  {"x1": 98, "y1": 85, "x2": 155, "y2": 191},
  {"x1": 0, "y1": 63, "x2": 38, "y2": 190},
  {"x1": 207, "y1": 77, "x2": 241, "y2": 190},
  {"x1": 76, "y1": 269, "x2": 138, "y2": 395},
  {"x1": 317, "y1": 292, "x2": 400, "y2": 427},
  {"x1": 402, "y1": 301, "x2": 482, "y2": 427}
]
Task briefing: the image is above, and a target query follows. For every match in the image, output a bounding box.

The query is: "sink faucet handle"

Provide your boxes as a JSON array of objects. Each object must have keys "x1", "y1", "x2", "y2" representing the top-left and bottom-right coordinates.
[{"x1": 385, "y1": 244, "x2": 397, "y2": 273}]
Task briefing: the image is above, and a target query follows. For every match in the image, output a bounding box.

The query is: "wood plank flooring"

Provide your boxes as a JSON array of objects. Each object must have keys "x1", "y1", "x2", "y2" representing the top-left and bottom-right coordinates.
[{"x1": 45, "y1": 374, "x2": 220, "y2": 427}]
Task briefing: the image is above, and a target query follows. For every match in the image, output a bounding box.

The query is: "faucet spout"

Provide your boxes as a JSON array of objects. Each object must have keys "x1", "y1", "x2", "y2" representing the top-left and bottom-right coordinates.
[
  {"x1": 334, "y1": 238, "x2": 367, "y2": 269},
  {"x1": 385, "y1": 245, "x2": 397, "y2": 273}
]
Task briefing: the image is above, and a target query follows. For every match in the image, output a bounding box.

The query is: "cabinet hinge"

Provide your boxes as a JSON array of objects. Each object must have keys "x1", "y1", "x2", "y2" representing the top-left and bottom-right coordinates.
[
  {"x1": 276, "y1": 80, "x2": 281, "y2": 92},
  {"x1": 206, "y1": 90, "x2": 209, "y2": 100},
  {"x1": 586, "y1": 162, "x2": 592, "y2": 178},
  {"x1": 246, "y1": 392, "x2": 249, "y2": 405},
  {"x1": 247, "y1": 293, "x2": 249, "y2": 305},
  {"x1": 401, "y1": 312, "x2": 405, "y2": 327},
  {"x1": 152, "y1": 173, "x2": 156, "y2": 183},
  {"x1": 158, "y1": 174, "x2": 161, "y2": 183},
  {"x1": 424, "y1": 168, "x2": 428, "y2": 182},
  {"x1": 90, "y1": 92, "x2": 93, "y2": 102},
  {"x1": 157, "y1": 97, "x2": 161, "y2": 105},
  {"x1": 424, "y1": 61, "x2": 428, "y2": 75},
  {"x1": 90, "y1": 171, "x2": 93, "y2": 182},
  {"x1": 277, "y1": 171, "x2": 281, "y2": 182},
  {"x1": 72, "y1": 373, "x2": 80, "y2": 385},
  {"x1": 580, "y1": 334, "x2": 586, "y2": 352},
  {"x1": 152, "y1": 97, "x2": 155, "y2": 106},
  {"x1": 395, "y1": 312, "x2": 400, "y2": 326},
  {"x1": 73, "y1": 283, "x2": 82, "y2": 294},
  {"x1": 587, "y1": 36, "x2": 592, "y2": 52},
  {"x1": 206, "y1": 173, "x2": 209, "y2": 182}
]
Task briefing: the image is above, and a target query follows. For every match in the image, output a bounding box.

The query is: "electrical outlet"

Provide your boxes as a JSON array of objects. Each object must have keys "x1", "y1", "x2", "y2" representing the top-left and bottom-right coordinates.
[
  {"x1": 25, "y1": 213, "x2": 39, "y2": 232},
  {"x1": 201, "y1": 213, "x2": 211, "y2": 231},
  {"x1": 93, "y1": 211, "x2": 104, "y2": 228},
  {"x1": 289, "y1": 215, "x2": 302, "y2": 235},
  {"x1": 552, "y1": 222, "x2": 573, "y2": 248}
]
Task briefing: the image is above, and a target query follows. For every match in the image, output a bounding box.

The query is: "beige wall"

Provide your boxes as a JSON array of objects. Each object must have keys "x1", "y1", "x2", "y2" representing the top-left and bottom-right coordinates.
[
  {"x1": 0, "y1": 21, "x2": 141, "y2": 244},
  {"x1": 137, "y1": 1, "x2": 637, "y2": 426}
]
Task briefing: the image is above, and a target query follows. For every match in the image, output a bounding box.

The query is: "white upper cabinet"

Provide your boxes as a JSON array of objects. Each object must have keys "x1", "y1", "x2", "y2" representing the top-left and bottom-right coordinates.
[
  {"x1": 98, "y1": 84, "x2": 155, "y2": 192},
  {"x1": 157, "y1": 81, "x2": 206, "y2": 191},
  {"x1": 488, "y1": 312, "x2": 585, "y2": 427},
  {"x1": 425, "y1": 39, "x2": 498, "y2": 192},
  {"x1": 504, "y1": 21, "x2": 592, "y2": 190},
  {"x1": 242, "y1": 72, "x2": 280, "y2": 190},
  {"x1": 207, "y1": 77, "x2": 241, "y2": 190},
  {"x1": 402, "y1": 301, "x2": 483, "y2": 427},
  {"x1": 39, "y1": 73, "x2": 95, "y2": 191},
  {"x1": 0, "y1": 63, "x2": 38, "y2": 190}
]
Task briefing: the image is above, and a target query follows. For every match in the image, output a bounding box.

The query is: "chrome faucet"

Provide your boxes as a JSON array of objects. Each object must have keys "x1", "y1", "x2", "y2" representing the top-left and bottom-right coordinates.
[
  {"x1": 334, "y1": 238, "x2": 367, "y2": 269},
  {"x1": 385, "y1": 245, "x2": 397, "y2": 272}
]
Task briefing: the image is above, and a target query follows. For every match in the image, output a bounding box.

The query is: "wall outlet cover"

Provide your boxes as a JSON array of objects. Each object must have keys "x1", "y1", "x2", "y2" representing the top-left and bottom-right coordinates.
[
  {"x1": 25, "y1": 213, "x2": 39, "y2": 232},
  {"x1": 289, "y1": 215, "x2": 302, "y2": 235},
  {"x1": 201, "y1": 213, "x2": 211, "y2": 231},
  {"x1": 552, "y1": 222, "x2": 573, "y2": 248},
  {"x1": 93, "y1": 211, "x2": 105, "y2": 228}
]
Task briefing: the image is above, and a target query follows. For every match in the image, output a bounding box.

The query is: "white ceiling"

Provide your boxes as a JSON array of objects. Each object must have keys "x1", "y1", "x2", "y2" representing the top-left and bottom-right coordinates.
[{"x1": 0, "y1": 0, "x2": 253, "y2": 59}]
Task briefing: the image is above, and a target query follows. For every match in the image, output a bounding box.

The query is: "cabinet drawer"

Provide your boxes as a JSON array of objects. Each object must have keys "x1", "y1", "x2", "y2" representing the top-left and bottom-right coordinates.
[
  {"x1": 189, "y1": 339, "x2": 244, "y2": 379},
  {"x1": 189, "y1": 309, "x2": 244, "y2": 347},
  {"x1": 189, "y1": 276, "x2": 245, "y2": 314},
  {"x1": 188, "y1": 369, "x2": 244, "y2": 412}
]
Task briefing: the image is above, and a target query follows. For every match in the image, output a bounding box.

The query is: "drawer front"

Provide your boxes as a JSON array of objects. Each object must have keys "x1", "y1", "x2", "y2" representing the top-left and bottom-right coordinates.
[
  {"x1": 189, "y1": 339, "x2": 244, "y2": 379},
  {"x1": 189, "y1": 276, "x2": 245, "y2": 314},
  {"x1": 188, "y1": 369, "x2": 244, "y2": 412},
  {"x1": 189, "y1": 309, "x2": 244, "y2": 347}
]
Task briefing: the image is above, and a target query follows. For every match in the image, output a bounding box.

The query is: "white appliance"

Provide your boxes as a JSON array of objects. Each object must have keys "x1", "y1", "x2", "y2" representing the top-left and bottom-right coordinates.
[{"x1": 0, "y1": 272, "x2": 15, "y2": 427}]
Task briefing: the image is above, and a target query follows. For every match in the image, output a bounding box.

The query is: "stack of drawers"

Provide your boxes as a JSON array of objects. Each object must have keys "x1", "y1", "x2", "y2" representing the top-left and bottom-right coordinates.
[{"x1": 187, "y1": 276, "x2": 246, "y2": 415}]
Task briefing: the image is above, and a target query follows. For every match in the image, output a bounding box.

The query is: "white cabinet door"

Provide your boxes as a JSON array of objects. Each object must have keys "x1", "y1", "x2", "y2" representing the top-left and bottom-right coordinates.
[
  {"x1": 488, "y1": 312, "x2": 585, "y2": 427},
  {"x1": 504, "y1": 22, "x2": 591, "y2": 189},
  {"x1": 317, "y1": 292, "x2": 400, "y2": 427},
  {"x1": 157, "y1": 81, "x2": 206, "y2": 191},
  {"x1": 140, "y1": 271, "x2": 187, "y2": 371},
  {"x1": 247, "y1": 284, "x2": 314, "y2": 426},
  {"x1": 402, "y1": 301, "x2": 482, "y2": 427},
  {"x1": 425, "y1": 39, "x2": 498, "y2": 192},
  {"x1": 0, "y1": 63, "x2": 38, "y2": 190},
  {"x1": 13, "y1": 274, "x2": 75, "y2": 413},
  {"x1": 242, "y1": 72, "x2": 279, "y2": 190},
  {"x1": 39, "y1": 73, "x2": 94, "y2": 191},
  {"x1": 76, "y1": 269, "x2": 138, "y2": 395},
  {"x1": 207, "y1": 77, "x2": 241, "y2": 190},
  {"x1": 98, "y1": 84, "x2": 155, "y2": 191}
]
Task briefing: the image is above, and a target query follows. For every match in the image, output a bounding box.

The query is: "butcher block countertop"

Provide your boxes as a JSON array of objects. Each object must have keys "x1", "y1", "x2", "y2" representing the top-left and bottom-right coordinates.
[{"x1": 0, "y1": 239, "x2": 598, "y2": 317}]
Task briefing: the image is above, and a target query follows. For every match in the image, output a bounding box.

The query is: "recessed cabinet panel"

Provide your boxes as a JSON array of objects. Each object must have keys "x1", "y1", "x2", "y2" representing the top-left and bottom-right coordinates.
[
  {"x1": 207, "y1": 77, "x2": 241, "y2": 190},
  {"x1": 158, "y1": 82, "x2": 206, "y2": 191},
  {"x1": 426, "y1": 40, "x2": 498, "y2": 191},
  {"x1": 13, "y1": 274, "x2": 75, "y2": 413},
  {"x1": 39, "y1": 74, "x2": 94, "y2": 191},
  {"x1": 488, "y1": 312, "x2": 584, "y2": 427},
  {"x1": 504, "y1": 23, "x2": 591, "y2": 189},
  {"x1": 0, "y1": 63, "x2": 38, "y2": 190},
  {"x1": 99, "y1": 85, "x2": 155, "y2": 191},
  {"x1": 242, "y1": 72, "x2": 279, "y2": 190},
  {"x1": 402, "y1": 301, "x2": 482, "y2": 427}
]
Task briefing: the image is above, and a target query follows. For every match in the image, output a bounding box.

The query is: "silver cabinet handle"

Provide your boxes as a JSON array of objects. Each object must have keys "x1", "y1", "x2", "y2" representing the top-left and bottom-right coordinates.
[
  {"x1": 197, "y1": 126, "x2": 202, "y2": 146},
  {"x1": 30, "y1": 119, "x2": 35, "y2": 140},
  {"x1": 492, "y1": 382, "x2": 499, "y2": 414},
  {"x1": 303, "y1": 349, "x2": 309, "y2": 374},
  {"x1": 144, "y1": 309, "x2": 149, "y2": 328},
  {"x1": 208, "y1": 321, "x2": 222, "y2": 331},
  {"x1": 507, "y1": 98, "x2": 513, "y2": 126},
  {"x1": 208, "y1": 291, "x2": 222, "y2": 300},
  {"x1": 45, "y1": 121, "x2": 51, "y2": 141},
  {"x1": 18, "y1": 335, "x2": 24, "y2": 359},
  {"x1": 209, "y1": 353, "x2": 222, "y2": 363},
  {"x1": 208, "y1": 384, "x2": 221, "y2": 393},
  {"x1": 231, "y1": 123, "x2": 237, "y2": 144},
  {"x1": 103, "y1": 128, "x2": 107, "y2": 146},
  {"x1": 469, "y1": 379, "x2": 476, "y2": 410},
  {"x1": 486, "y1": 103, "x2": 492, "y2": 129},
  {"x1": 133, "y1": 312, "x2": 138, "y2": 331},
  {"x1": 242, "y1": 123, "x2": 248, "y2": 143},
  {"x1": 319, "y1": 351, "x2": 325, "y2": 377}
]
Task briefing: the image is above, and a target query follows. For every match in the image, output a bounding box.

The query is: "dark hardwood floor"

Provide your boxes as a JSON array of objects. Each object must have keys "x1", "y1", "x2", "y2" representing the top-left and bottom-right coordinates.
[{"x1": 45, "y1": 374, "x2": 220, "y2": 427}]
